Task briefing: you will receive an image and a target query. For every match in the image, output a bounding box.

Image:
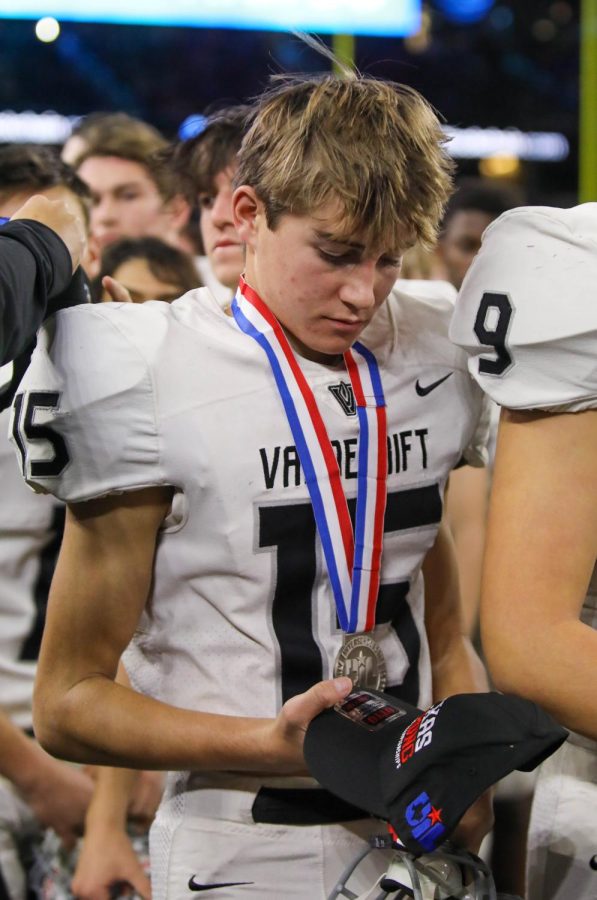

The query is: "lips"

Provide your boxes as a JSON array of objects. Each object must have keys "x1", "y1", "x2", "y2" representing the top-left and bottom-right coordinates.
[{"x1": 213, "y1": 240, "x2": 241, "y2": 251}]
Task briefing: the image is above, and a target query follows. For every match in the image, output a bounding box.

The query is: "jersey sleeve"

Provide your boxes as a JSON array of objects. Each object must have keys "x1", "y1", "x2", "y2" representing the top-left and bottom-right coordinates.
[
  {"x1": 391, "y1": 280, "x2": 490, "y2": 468},
  {"x1": 449, "y1": 203, "x2": 597, "y2": 412},
  {"x1": 9, "y1": 303, "x2": 169, "y2": 503}
]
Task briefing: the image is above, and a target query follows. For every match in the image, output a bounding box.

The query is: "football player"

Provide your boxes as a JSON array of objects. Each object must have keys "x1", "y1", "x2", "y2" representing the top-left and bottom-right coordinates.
[
  {"x1": 0, "y1": 147, "x2": 94, "y2": 900},
  {"x1": 450, "y1": 203, "x2": 597, "y2": 900},
  {"x1": 18, "y1": 73, "x2": 491, "y2": 899}
]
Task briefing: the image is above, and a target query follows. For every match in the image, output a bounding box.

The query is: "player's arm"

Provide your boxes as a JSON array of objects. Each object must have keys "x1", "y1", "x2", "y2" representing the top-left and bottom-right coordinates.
[
  {"x1": 71, "y1": 765, "x2": 151, "y2": 900},
  {"x1": 33, "y1": 487, "x2": 351, "y2": 772},
  {"x1": 71, "y1": 662, "x2": 158, "y2": 900},
  {"x1": 445, "y1": 464, "x2": 490, "y2": 637},
  {"x1": 422, "y1": 514, "x2": 492, "y2": 852},
  {"x1": 0, "y1": 707, "x2": 94, "y2": 848},
  {"x1": 481, "y1": 407, "x2": 597, "y2": 741},
  {"x1": 422, "y1": 515, "x2": 488, "y2": 701}
]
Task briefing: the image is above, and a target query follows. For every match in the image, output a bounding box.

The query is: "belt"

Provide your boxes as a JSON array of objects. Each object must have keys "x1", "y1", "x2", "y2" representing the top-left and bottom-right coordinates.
[
  {"x1": 251, "y1": 787, "x2": 371, "y2": 826},
  {"x1": 183, "y1": 783, "x2": 372, "y2": 827}
]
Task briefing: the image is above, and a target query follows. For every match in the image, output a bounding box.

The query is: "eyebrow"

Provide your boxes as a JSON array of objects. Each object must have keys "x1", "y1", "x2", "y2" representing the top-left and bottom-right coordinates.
[
  {"x1": 313, "y1": 230, "x2": 365, "y2": 250},
  {"x1": 112, "y1": 182, "x2": 146, "y2": 192}
]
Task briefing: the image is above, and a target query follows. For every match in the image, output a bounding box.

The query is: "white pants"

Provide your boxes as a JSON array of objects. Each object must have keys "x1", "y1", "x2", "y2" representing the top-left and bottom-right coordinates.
[
  {"x1": 526, "y1": 735, "x2": 597, "y2": 900},
  {"x1": 149, "y1": 775, "x2": 389, "y2": 900}
]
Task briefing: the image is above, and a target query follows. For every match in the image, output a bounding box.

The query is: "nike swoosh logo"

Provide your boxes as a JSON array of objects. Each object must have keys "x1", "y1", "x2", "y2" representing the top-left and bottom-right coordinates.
[
  {"x1": 188, "y1": 876, "x2": 254, "y2": 892},
  {"x1": 415, "y1": 372, "x2": 453, "y2": 396}
]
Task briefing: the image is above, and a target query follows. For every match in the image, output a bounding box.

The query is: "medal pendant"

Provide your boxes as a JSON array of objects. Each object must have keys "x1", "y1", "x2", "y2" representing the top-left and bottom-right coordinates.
[{"x1": 333, "y1": 633, "x2": 387, "y2": 691}]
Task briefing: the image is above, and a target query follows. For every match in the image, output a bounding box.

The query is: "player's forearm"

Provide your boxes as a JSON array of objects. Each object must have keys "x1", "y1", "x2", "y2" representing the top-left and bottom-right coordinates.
[
  {"x1": 483, "y1": 617, "x2": 597, "y2": 741},
  {"x1": 84, "y1": 765, "x2": 139, "y2": 830},
  {"x1": 0, "y1": 711, "x2": 46, "y2": 786},
  {"x1": 423, "y1": 518, "x2": 489, "y2": 703},
  {"x1": 430, "y1": 635, "x2": 488, "y2": 703},
  {"x1": 33, "y1": 675, "x2": 280, "y2": 773}
]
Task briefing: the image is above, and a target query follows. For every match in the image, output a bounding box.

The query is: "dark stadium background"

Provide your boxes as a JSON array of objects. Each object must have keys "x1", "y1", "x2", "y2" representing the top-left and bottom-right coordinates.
[{"x1": 0, "y1": 1, "x2": 579, "y2": 202}]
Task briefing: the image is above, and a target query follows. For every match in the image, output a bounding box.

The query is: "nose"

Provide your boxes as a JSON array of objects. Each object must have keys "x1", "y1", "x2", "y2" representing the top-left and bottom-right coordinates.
[
  {"x1": 338, "y1": 260, "x2": 377, "y2": 310},
  {"x1": 211, "y1": 187, "x2": 234, "y2": 229},
  {"x1": 92, "y1": 194, "x2": 117, "y2": 227}
]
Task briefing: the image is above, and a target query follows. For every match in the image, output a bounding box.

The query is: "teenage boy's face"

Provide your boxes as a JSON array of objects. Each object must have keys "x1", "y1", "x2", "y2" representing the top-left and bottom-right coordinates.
[
  {"x1": 198, "y1": 166, "x2": 244, "y2": 290},
  {"x1": 78, "y1": 155, "x2": 174, "y2": 250},
  {"x1": 235, "y1": 190, "x2": 403, "y2": 364}
]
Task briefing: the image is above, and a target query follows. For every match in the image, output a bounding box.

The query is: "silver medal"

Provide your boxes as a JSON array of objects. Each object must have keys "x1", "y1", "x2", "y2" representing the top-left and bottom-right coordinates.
[{"x1": 334, "y1": 633, "x2": 387, "y2": 691}]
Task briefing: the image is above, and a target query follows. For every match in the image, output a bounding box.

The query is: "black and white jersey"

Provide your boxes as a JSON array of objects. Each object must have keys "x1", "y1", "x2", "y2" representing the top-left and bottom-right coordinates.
[
  {"x1": 0, "y1": 408, "x2": 63, "y2": 730},
  {"x1": 450, "y1": 203, "x2": 597, "y2": 632},
  {"x1": 11, "y1": 284, "x2": 488, "y2": 718}
]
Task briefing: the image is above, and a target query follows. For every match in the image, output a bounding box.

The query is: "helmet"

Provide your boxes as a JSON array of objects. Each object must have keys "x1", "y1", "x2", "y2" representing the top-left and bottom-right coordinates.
[{"x1": 328, "y1": 833, "x2": 520, "y2": 900}]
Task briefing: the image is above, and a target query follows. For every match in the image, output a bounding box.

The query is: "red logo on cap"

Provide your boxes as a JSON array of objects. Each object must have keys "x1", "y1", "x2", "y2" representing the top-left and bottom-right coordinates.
[{"x1": 427, "y1": 805, "x2": 443, "y2": 826}]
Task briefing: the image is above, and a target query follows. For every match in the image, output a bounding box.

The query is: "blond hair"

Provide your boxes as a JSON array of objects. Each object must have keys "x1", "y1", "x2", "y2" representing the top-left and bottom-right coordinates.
[{"x1": 235, "y1": 74, "x2": 454, "y2": 251}]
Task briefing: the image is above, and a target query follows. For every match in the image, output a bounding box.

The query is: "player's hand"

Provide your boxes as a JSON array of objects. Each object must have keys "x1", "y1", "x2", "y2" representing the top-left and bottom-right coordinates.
[
  {"x1": 17, "y1": 752, "x2": 95, "y2": 850},
  {"x1": 265, "y1": 677, "x2": 353, "y2": 774},
  {"x1": 101, "y1": 276, "x2": 133, "y2": 303},
  {"x1": 127, "y1": 770, "x2": 165, "y2": 827},
  {"x1": 450, "y1": 788, "x2": 494, "y2": 854},
  {"x1": 71, "y1": 824, "x2": 151, "y2": 900},
  {"x1": 10, "y1": 194, "x2": 87, "y2": 273}
]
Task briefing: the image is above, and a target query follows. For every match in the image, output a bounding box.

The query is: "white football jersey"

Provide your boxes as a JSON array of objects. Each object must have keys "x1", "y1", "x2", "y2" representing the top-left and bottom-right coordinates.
[
  {"x1": 450, "y1": 203, "x2": 597, "y2": 412},
  {"x1": 0, "y1": 408, "x2": 63, "y2": 730},
  {"x1": 450, "y1": 203, "x2": 597, "y2": 633},
  {"x1": 11, "y1": 286, "x2": 487, "y2": 724}
]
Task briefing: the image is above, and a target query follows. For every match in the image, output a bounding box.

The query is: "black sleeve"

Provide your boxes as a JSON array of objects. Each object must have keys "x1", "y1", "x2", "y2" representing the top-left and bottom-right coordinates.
[{"x1": 0, "y1": 219, "x2": 73, "y2": 365}]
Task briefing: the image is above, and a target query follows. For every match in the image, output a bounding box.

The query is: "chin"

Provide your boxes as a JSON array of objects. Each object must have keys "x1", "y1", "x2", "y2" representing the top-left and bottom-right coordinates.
[{"x1": 215, "y1": 265, "x2": 243, "y2": 291}]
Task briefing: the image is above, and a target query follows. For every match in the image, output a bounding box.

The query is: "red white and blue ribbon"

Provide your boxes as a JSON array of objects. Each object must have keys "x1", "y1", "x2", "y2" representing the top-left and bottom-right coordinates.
[{"x1": 232, "y1": 277, "x2": 387, "y2": 634}]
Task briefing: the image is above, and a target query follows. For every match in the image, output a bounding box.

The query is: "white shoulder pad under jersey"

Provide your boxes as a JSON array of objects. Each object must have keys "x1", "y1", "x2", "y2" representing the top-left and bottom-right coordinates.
[
  {"x1": 10, "y1": 301, "x2": 170, "y2": 502},
  {"x1": 450, "y1": 203, "x2": 597, "y2": 412},
  {"x1": 386, "y1": 279, "x2": 489, "y2": 467}
]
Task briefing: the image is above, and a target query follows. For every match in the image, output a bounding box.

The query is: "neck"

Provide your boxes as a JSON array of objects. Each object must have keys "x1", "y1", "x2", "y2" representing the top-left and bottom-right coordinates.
[{"x1": 285, "y1": 330, "x2": 345, "y2": 368}]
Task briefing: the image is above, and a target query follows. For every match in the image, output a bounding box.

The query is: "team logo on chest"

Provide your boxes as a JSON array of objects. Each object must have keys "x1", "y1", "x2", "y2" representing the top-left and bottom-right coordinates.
[{"x1": 328, "y1": 381, "x2": 357, "y2": 416}]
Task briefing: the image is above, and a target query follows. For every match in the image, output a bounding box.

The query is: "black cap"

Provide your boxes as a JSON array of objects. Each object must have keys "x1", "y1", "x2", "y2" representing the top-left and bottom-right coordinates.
[{"x1": 304, "y1": 689, "x2": 567, "y2": 855}]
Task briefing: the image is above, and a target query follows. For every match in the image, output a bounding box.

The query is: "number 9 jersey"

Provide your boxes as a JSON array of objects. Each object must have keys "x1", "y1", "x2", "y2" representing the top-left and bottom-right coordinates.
[{"x1": 449, "y1": 203, "x2": 597, "y2": 413}]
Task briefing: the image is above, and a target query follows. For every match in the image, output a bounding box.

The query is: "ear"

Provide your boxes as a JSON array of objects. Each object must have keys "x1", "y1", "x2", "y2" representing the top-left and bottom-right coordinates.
[
  {"x1": 232, "y1": 185, "x2": 262, "y2": 247},
  {"x1": 165, "y1": 192, "x2": 192, "y2": 232}
]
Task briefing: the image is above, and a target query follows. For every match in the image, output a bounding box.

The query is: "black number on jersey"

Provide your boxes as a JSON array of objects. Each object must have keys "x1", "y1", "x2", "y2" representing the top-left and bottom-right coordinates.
[
  {"x1": 12, "y1": 391, "x2": 70, "y2": 477},
  {"x1": 473, "y1": 291, "x2": 514, "y2": 376},
  {"x1": 259, "y1": 484, "x2": 442, "y2": 706},
  {"x1": 19, "y1": 505, "x2": 65, "y2": 661}
]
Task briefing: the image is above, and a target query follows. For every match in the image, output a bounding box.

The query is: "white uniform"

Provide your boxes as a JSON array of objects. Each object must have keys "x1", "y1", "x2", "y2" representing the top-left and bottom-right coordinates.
[
  {"x1": 13, "y1": 284, "x2": 488, "y2": 899},
  {"x1": 0, "y1": 408, "x2": 63, "y2": 732},
  {"x1": 0, "y1": 408, "x2": 64, "y2": 900},
  {"x1": 450, "y1": 203, "x2": 597, "y2": 900}
]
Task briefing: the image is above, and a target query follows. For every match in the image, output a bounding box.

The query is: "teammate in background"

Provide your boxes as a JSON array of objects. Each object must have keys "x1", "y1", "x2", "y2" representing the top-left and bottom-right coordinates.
[
  {"x1": 92, "y1": 236, "x2": 202, "y2": 304},
  {"x1": 0, "y1": 148, "x2": 93, "y2": 900},
  {"x1": 72, "y1": 117, "x2": 192, "y2": 277},
  {"x1": 166, "y1": 104, "x2": 250, "y2": 304},
  {"x1": 21, "y1": 73, "x2": 491, "y2": 899},
  {"x1": 450, "y1": 203, "x2": 597, "y2": 900},
  {"x1": 436, "y1": 178, "x2": 523, "y2": 291}
]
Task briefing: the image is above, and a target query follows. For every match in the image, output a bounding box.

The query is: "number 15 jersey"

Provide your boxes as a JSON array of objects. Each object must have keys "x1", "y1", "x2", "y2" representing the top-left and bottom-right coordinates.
[{"x1": 11, "y1": 284, "x2": 488, "y2": 717}]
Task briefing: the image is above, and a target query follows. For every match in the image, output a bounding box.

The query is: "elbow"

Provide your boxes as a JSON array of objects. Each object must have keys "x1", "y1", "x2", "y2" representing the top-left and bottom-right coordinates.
[
  {"x1": 482, "y1": 628, "x2": 545, "y2": 706},
  {"x1": 481, "y1": 619, "x2": 533, "y2": 698},
  {"x1": 32, "y1": 684, "x2": 83, "y2": 762}
]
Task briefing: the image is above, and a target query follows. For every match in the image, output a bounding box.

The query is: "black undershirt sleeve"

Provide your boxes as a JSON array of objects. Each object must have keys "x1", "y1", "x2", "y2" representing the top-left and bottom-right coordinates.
[{"x1": 0, "y1": 219, "x2": 73, "y2": 365}]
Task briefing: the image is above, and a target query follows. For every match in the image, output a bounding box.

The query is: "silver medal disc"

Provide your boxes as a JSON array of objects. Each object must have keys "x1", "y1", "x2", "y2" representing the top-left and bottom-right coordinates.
[{"x1": 333, "y1": 633, "x2": 387, "y2": 691}]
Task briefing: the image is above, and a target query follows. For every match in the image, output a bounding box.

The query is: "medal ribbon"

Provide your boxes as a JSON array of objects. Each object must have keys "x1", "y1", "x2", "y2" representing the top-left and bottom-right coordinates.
[{"x1": 231, "y1": 276, "x2": 387, "y2": 633}]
